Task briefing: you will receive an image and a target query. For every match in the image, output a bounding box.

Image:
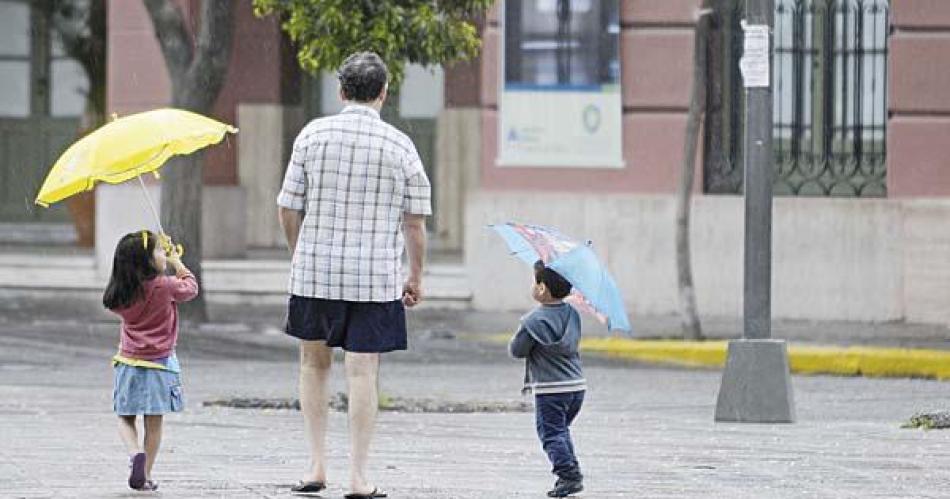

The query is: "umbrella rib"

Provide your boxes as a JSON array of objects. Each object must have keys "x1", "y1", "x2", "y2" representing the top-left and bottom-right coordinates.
[{"x1": 96, "y1": 144, "x2": 170, "y2": 182}]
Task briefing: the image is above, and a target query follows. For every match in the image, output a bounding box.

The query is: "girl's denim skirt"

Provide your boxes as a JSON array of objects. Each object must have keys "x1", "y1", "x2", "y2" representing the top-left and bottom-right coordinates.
[{"x1": 113, "y1": 364, "x2": 184, "y2": 415}]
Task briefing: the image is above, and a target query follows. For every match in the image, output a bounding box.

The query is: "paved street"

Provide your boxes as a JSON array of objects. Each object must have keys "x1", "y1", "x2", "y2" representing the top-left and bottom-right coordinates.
[
  {"x1": 1, "y1": 304, "x2": 949, "y2": 499},
  {"x1": 4, "y1": 1, "x2": 950, "y2": 498}
]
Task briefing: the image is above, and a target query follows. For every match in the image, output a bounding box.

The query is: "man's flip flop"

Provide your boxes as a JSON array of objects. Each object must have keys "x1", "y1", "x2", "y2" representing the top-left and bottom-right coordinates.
[
  {"x1": 128, "y1": 452, "x2": 146, "y2": 490},
  {"x1": 344, "y1": 488, "x2": 387, "y2": 499},
  {"x1": 291, "y1": 480, "x2": 326, "y2": 496}
]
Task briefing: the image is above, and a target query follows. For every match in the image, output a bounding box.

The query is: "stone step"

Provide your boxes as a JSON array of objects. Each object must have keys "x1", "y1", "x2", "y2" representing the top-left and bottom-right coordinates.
[
  {"x1": 0, "y1": 253, "x2": 472, "y2": 306},
  {"x1": 0, "y1": 223, "x2": 77, "y2": 245}
]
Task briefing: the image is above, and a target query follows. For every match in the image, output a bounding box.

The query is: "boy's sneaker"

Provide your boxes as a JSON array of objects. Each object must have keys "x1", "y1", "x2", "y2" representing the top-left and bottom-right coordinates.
[{"x1": 547, "y1": 478, "x2": 583, "y2": 497}]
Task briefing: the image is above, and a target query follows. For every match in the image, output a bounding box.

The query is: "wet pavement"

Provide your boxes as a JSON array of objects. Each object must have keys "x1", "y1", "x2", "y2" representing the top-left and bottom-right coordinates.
[{"x1": 1, "y1": 299, "x2": 949, "y2": 498}]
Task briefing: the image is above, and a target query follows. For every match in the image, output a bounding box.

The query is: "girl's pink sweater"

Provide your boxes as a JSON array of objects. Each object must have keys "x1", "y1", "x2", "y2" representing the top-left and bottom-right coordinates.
[{"x1": 113, "y1": 272, "x2": 199, "y2": 360}]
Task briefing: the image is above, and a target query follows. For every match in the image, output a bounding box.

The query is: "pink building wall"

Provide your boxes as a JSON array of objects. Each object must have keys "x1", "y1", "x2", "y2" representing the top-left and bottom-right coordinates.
[
  {"x1": 107, "y1": 1, "x2": 172, "y2": 115},
  {"x1": 888, "y1": 0, "x2": 950, "y2": 197},
  {"x1": 474, "y1": 0, "x2": 950, "y2": 199},
  {"x1": 107, "y1": 0, "x2": 294, "y2": 186},
  {"x1": 478, "y1": 0, "x2": 702, "y2": 194}
]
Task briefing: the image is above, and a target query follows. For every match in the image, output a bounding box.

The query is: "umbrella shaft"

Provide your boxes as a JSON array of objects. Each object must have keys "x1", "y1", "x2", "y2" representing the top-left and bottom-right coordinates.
[{"x1": 137, "y1": 175, "x2": 165, "y2": 235}]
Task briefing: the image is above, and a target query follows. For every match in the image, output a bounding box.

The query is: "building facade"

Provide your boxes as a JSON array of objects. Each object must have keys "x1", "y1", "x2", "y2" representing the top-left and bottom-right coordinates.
[
  {"x1": 96, "y1": 1, "x2": 444, "y2": 274},
  {"x1": 0, "y1": 0, "x2": 92, "y2": 228},
  {"x1": 3, "y1": 0, "x2": 949, "y2": 325},
  {"x1": 458, "y1": 0, "x2": 950, "y2": 325}
]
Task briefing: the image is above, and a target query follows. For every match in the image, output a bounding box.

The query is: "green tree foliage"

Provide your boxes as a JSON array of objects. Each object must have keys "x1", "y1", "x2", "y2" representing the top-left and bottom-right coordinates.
[{"x1": 253, "y1": 0, "x2": 493, "y2": 87}]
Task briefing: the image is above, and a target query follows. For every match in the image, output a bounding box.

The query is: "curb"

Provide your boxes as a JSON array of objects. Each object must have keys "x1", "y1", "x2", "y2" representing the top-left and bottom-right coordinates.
[{"x1": 489, "y1": 335, "x2": 950, "y2": 380}]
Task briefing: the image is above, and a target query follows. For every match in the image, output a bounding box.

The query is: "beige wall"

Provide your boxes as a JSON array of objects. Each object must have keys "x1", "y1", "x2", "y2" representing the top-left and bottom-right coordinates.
[
  {"x1": 238, "y1": 103, "x2": 303, "y2": 248},
  {"x1": 465, "y1": 192, "x2": 950, "y2": 324},
  {"x1": 901, "y1": 199, "x2": 950, "y2": 323},
  {"x1": 434, "y1": 108, "x2": 482, "y2": 251}
]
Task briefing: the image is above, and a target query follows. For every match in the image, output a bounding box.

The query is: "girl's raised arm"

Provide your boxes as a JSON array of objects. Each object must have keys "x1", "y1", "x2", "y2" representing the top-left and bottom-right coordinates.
[{"x1": 167, "y1": 249, "x2": 199, "y2": 302}]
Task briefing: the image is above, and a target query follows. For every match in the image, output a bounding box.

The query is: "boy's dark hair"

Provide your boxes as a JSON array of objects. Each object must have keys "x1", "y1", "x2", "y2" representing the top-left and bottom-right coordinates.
[
  {"x1": 534, "y1": 260, "x2": 572, "y2": 299},
  {"x1": 103, "y1": 230, "x2": 160, "y2": 310},
  {"x1": 337, "y1": 52, "x2": 388, "y2": 102}
]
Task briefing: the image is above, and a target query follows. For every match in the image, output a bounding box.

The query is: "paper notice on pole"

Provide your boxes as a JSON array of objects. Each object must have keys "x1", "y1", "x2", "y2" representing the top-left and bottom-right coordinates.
[{"x1": 739, "y1": 23, "x2": 770, "y2": 88}]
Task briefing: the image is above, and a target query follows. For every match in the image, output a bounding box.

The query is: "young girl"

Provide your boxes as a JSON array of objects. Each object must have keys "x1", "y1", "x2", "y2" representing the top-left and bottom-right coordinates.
[{"x1": 103, "y1": 230, "x2": 199, "y2": 491}]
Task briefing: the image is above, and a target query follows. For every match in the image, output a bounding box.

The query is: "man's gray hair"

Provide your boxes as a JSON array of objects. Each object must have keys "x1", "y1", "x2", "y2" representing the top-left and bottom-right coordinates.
[{"x1": 337, "y1": 52, "x2": 389, "y2": 102}]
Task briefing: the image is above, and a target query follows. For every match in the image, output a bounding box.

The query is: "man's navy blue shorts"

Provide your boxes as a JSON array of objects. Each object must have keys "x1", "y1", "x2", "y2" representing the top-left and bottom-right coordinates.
[{"x1": 285, "y1": 295, "x2": 408, "y2": 353}]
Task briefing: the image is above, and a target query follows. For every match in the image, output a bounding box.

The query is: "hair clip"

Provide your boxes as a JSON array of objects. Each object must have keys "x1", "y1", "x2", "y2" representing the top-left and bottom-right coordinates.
[{"x1": 142, "y1": 230, "x2": 148, "y2": 250}]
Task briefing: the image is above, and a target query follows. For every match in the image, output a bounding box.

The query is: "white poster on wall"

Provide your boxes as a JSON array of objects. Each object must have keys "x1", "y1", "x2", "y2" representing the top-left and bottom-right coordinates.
[{"x1": 498, "y1": 0, "x2": 623, "y2": 168}]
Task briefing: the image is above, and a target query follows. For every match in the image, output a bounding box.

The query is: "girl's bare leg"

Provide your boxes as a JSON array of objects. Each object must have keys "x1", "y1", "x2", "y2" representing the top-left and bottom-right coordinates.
[
  {"x1": 143, "y1": 415, "x2": 163, "y2": 479},
  {"x1": 118, "y1": 416, "x2": 141, "y2": 454}
]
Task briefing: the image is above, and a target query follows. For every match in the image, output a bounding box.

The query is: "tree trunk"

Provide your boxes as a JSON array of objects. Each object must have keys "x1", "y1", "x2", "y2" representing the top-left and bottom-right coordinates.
[
  {"x1": 144, "y1": 0, "x2": 234, "y2": 323},
  {"x1": 677, "y1": 3, "x2": 713, "y2": 341},
  {"x1": 160, "y1": 154, "x2": 207, "y2": 321}
]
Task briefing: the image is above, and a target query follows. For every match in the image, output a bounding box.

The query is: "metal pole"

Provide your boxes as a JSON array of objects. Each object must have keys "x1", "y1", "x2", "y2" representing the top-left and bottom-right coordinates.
[
  {"x1": 715, "y1": 0, "x2": 793, "y2": 423},
  {"x1": 743, "y1": 0, "x2": 773, "y2": 340}
]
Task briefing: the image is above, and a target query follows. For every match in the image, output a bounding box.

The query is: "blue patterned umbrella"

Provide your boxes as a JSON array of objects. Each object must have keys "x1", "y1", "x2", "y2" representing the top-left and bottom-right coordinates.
[{"x1": 490, "y1": 222, "x2": 632, "y2": 333}]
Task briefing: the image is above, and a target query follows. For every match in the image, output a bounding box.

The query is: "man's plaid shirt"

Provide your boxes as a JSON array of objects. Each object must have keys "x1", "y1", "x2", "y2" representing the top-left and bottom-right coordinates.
[{"x1": 277, "y1": 105, "x2": 432, "y2": 302}]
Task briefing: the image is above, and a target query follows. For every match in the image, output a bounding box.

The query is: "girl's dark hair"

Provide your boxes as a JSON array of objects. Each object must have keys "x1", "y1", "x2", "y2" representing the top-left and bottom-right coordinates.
[
  {"x1": 534, "y1": 260, "x2": 572, "y2": 299},
  {"x1": 103, "y1": 230, "x2": 159, "y2": 310}
]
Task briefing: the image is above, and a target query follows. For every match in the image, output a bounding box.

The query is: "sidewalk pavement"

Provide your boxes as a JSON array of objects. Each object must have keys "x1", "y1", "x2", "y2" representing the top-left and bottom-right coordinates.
[{"x1": 1, "y1": 317, "x2": 949, "y2": 498}]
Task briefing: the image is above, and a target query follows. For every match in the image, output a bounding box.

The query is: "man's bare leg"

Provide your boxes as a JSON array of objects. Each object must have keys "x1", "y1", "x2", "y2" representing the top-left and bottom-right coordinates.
[
  {"x1": 300, "y1": 341, "x2": 333, "y2": 483},
  {"x1": 344, "y1": 352, "x2": 380, "y2": 494}
]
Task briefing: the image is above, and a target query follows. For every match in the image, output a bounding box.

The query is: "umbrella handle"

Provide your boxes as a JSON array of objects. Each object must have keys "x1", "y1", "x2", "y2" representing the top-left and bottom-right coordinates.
[{"x1": 158, "y1": 233, "x2": 184, "y2": 259}]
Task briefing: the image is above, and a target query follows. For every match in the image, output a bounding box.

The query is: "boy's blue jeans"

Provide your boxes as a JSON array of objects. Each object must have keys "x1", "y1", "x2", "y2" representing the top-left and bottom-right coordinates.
[{"x1": 535, "y1": 390, "x2": 585, "y2": 481}]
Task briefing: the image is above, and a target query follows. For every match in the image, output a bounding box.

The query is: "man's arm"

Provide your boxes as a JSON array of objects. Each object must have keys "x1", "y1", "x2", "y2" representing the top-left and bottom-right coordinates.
[
  {"x1": 402, "y1": 214, "x2": 427, "y2": 307},
  {"x1": 278, "y1": 207, "x2": 304, "y2": 254}
]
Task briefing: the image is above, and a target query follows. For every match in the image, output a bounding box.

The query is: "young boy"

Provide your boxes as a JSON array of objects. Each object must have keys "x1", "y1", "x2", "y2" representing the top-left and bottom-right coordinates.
[{"x1": 509, "y1": 260, "x2": 586, "y2": 498}]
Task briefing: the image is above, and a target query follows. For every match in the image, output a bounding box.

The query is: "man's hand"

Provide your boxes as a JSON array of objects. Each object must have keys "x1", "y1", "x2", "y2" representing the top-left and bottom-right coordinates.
[
  {"x1": 402, "y1": 214, "x2": 427, "y2": 308},
  {"x1": 402, "y1": 277, "x2": 422, "y2": 307}
]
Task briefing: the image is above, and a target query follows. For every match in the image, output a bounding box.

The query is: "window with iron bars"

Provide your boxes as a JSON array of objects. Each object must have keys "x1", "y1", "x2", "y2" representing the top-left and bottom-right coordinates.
[{"x1": 704, "y1": 0, "x2": 889, "y2": 197}]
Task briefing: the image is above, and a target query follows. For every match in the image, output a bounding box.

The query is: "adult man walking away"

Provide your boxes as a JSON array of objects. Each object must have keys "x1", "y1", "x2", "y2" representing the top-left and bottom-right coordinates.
[{"x1": 277, "y1": 52, "x2": 431, "y2": 499}]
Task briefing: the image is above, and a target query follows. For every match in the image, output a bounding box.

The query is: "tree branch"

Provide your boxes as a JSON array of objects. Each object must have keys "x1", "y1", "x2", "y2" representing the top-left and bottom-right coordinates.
[
  {"x1": 143, "y1": 0, "x2": 193, "y2": 83},
  {"x1": 675, "y1": 0, "x2": 713, "y2": 341},
  {"x1": 181, "y1": 0, "x2": 233, "y2": 111},
  {"x1": 50, "y1": 0, "x2": 107, "y2": 127}
]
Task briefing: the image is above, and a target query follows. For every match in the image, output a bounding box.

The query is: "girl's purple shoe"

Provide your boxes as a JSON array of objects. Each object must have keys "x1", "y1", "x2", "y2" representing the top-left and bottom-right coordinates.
[{"x1": 128, "y1": 452, "x2": 146, "y2": 490}]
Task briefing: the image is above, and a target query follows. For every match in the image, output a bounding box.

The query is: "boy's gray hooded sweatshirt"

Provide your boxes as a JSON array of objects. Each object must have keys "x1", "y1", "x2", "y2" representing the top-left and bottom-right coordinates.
[{"x1": 509, "y1": 303, "x2": 586, "y2": 395}]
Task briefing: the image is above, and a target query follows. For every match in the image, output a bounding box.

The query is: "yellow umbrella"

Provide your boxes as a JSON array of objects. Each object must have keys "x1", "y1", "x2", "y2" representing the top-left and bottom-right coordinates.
[{"x1": 35, "y1": 108, "x2": 238, "y2": 252}]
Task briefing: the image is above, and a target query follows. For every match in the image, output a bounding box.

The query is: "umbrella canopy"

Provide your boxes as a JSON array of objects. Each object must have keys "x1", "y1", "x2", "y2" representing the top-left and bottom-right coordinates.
[
  {"x1": 35, "y1": 108, "x2": 237, "y2": 207},
  {"x1": 490, "y1": 222, "x2": 632, "y2": 333}
]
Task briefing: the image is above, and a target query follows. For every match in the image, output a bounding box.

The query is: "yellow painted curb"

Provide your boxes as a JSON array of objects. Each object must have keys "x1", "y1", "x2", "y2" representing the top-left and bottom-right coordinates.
[
  {"x1": 581, "y1": 338, "x2": 728, "y2": 368},
  {"x1": 788, "y1": 344, "x2": 950, "y2": 380},
  {"x1": 487, "y1": 335, "x2": 950, "y2": 380}
]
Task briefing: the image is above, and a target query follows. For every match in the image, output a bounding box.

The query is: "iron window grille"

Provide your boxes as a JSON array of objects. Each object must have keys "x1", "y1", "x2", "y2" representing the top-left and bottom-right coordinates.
[{"x1": 704, "y1": 0, "x2": 889, "y2": 197}]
